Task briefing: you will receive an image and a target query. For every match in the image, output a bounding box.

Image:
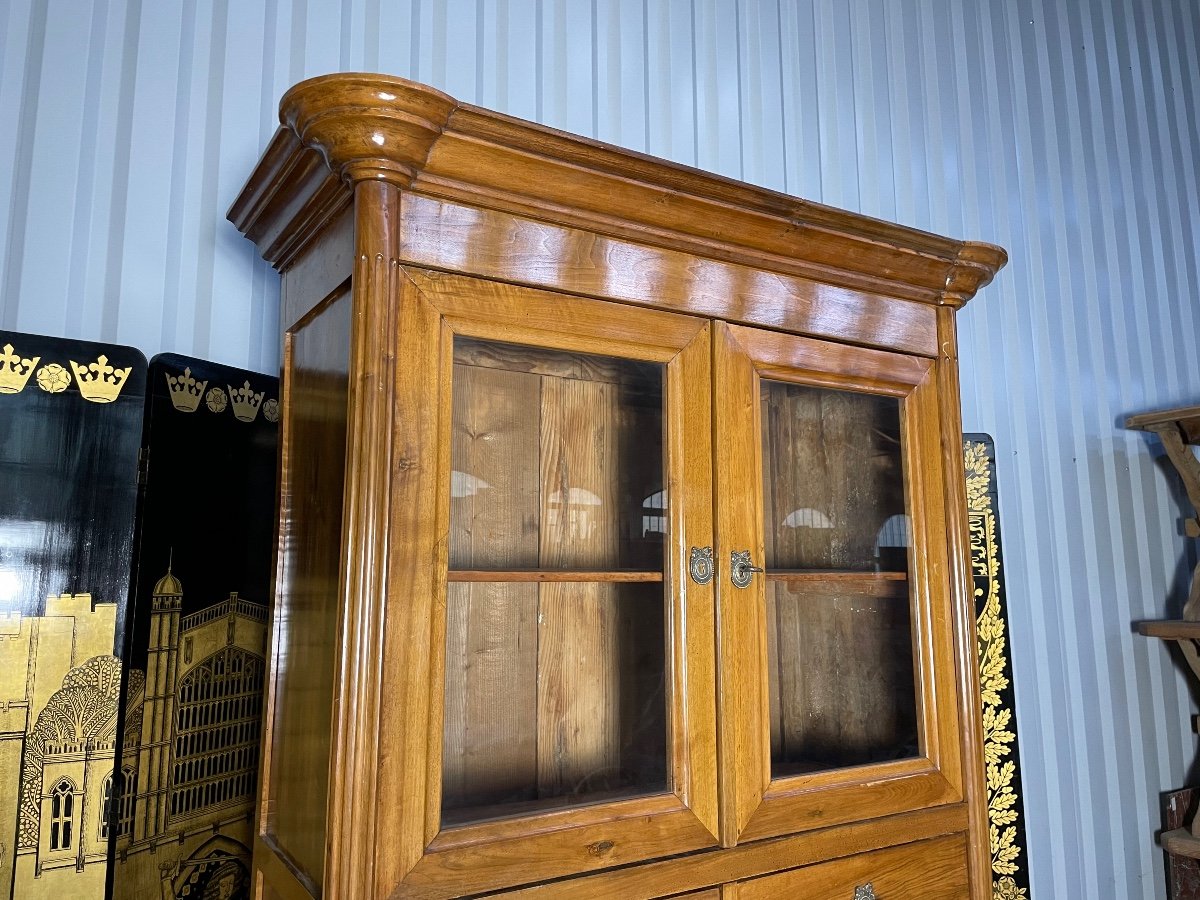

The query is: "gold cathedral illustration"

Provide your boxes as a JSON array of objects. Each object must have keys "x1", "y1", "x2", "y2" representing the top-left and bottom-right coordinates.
[
  {"x1": 0, "y1": 594, "x2": 119, "y2": 900},
  {"x1": 114, "y1": 565, "x2": 267, "y2": 900}
]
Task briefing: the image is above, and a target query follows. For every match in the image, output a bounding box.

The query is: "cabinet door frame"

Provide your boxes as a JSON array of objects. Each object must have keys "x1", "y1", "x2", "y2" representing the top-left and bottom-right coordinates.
[
  {"x1": 712, "y1": 321, "x2": 965, "y2": 847},
  {"x1": 379, "y1": 269, "x2": 719, "y2": 897}
]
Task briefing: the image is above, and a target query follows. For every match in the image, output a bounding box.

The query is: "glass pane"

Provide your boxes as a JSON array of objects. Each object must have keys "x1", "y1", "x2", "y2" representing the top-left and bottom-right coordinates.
[
  {"x1": 441, "y1": 581, "x2": 667, "y2": 826},
  {"x1": 761, "y1": 381, "x2": 909, "y2": 572},
  {"x1": 760, "y1": 380, "x2": 918, "y2": 775},
  {"x1": 449, "y1": 337, "x2": 665, "y2": 572},
  {"x1": 442, "y1": 336, "x2": 668, "y2": 826}
]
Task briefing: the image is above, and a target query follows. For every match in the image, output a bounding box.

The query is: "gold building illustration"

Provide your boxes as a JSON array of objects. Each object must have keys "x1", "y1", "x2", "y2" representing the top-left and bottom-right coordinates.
[
  {"x1": 0, "y1": 593, "x2": 119, "y2": 900},
  {"x1": 114, "y1": 567, "x2": 267, "y2": 900}
]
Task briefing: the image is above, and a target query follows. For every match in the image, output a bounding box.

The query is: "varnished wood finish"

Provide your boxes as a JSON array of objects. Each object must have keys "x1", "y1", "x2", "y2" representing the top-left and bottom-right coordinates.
[
  {"x1": 727, "y1": 834, "x2": 969, "y2": 899},
  {"x1": 712, "y1": 323, "x2": 771, "y2": 846},
  {"x1": 493, "y1": 805, "x2": 968, "y2": 899},
  {"x1": 713, "y1": 321, "x2": 965, "y2": 848},
  {"x1": 935, "y1": 306, "x2": 993, "y2": 900},
  {"x1": 232, "y1": 73, "x2": 1006, "y2": 900},
  {"x1": 382, "y1": 278, "x2": 720, "y2": 896},
  {"x1": 256, "y1": 284, "x2": 353, "y2": 894},
  {"x1": 232, "y1": 76, "x2": 1004, "y2": 309},
  {"x1": 324, "y1": 178, "x2": 408, "y2": 900},
  {"x1": 396, "y1": 195, "x2": 940, "y2": 357},
  {"x1": 279, "y1": 207, "x2": 354, "y2": 330},
  {"x1": 373, "y1": 269, "x2": 447, "y2": 896}
]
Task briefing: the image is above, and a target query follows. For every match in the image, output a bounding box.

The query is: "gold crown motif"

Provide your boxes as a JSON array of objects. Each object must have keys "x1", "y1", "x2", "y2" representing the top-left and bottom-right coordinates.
[
  {"x1": 69, "y1": 354, "x2": 132, "y2": 403},
  {"x1": 228, "y1": 381, "x2": 264, "y2": 422},
  {"x1": 165, "y1": 367, "x2": 207, "y2": 412},
  {"x1": 0, "y1": 343, "x2": 40, "y2": 394}
]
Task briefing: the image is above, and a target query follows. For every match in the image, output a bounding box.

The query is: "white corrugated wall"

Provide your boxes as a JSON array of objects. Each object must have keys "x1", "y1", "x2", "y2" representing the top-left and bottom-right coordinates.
[{"x1": 3, "y1": 1, "x2": 1198, "y2": 896}]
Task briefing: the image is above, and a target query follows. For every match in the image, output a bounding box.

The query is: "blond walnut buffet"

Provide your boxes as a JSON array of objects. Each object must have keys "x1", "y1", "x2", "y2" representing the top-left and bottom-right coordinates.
[{"x1": 229, "y1": 74, "x2": 1007, "y2": 900}]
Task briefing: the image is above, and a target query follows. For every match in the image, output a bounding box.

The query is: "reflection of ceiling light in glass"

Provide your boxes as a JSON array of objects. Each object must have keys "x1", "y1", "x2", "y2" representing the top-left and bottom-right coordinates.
[
  {"x1": 875, "y1": 514, "x2": 911, "y2": 549},
  {"x1": 450, "y1": 471, "x2": 493, "y2": 498},
  {"x1": 781, "y1": 508, "x2": 834, "y2": 528}
]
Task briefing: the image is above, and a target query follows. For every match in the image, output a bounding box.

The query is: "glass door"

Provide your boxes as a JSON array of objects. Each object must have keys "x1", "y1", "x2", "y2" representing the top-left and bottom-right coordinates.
[
  {"x1": 713, "y1": 322, "x2": 966, "y2": 846},
  {"x1": 443, "y1": 337, "x2": 671, "y2": 825},
  {"x1": 391, "y1": 270, "x2": 718, "y2": 896}
]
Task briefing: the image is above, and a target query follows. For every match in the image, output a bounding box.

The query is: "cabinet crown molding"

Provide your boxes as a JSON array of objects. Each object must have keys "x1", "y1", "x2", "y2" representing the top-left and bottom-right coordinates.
[
  {"x1": 280, "y1": 73, "x2": 456, "y2": 185},
  {"x1": 230, "y1": 73, "x2": 1006, "y2": 307}
]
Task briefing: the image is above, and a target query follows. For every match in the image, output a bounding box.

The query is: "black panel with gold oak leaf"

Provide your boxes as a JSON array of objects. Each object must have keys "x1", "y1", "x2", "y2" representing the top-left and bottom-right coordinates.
[{"x1": 964, "y1": 434, "x2": 1031, "y2": 900}]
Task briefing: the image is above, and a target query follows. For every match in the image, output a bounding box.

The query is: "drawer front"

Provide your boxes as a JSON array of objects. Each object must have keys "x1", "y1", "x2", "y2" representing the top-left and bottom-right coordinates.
[{"x1": 731, "y1": 834, "x2": 969, "y2": 899}]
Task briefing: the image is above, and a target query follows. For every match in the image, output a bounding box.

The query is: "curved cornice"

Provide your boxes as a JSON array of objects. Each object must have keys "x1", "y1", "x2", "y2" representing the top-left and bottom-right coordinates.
[
  {"x1": 231, "y1": 73, "x2": 1008, "y2": 306},
  {"x1": 279, "y1": 73, "x2": 456, "y2": 185},
  {"x1": 941, "y1": 242, "x2": 1010, "y2": 308}
]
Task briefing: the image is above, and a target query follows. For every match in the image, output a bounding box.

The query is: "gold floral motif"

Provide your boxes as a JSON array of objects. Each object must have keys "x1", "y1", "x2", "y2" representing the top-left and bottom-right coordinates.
[
  {"x1": 262, "y1": 398, "x2": 279, "y2": 423},
  {"x1": 35, "y1": 363, "x2": 70, "y2": 394},
  {"x1": 994, "y1": 876, "x2": 1028, "y2": 900},
  {"x1": 205, "y1": 386, "x2": 228, "y2": 414},
  {"x1": 965, "y1": 441, "x2": 1027, "y2": 894}
]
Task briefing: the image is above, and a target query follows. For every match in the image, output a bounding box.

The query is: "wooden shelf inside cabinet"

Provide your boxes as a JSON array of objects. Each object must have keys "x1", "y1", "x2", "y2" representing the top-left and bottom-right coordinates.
[
  {"x1": 447, "y1": 570, "x2": 664, "y2": 583},
  {"x1": 766, "y1": 570, "x2": 909, "y2": 598}
]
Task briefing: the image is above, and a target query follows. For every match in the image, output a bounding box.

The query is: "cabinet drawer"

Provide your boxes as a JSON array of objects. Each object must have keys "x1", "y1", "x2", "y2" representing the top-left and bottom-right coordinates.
[{"x1": 730, "y1": 834, "x2": 968, "y2": 899}]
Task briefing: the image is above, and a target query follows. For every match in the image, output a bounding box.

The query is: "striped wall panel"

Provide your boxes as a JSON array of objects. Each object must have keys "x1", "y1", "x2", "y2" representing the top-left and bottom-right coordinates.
[{"x1": 3, "y1": 1, "x2": 1199, "y2": 895}]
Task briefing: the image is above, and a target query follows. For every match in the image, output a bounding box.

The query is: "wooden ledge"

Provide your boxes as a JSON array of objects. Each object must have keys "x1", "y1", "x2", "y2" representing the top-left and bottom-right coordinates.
[
  {"x1": 1162, "y1": 827, "x2": 1200, "y2": 859},
  {"x1": 1137, "y1": 620, "x2": 1200, "y2": 640},
  {"x1": 230, "y1": 73, "x2": 1007, "y2": 305},
  {"x1": 1126, "y1": 405, "x2": 1200, "y2": 443}
]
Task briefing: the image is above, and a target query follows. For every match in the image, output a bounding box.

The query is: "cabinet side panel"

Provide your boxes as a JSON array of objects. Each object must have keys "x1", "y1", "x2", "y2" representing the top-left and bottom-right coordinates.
[{"x1": 263, "y1": 286, "x2": 353, "y2": 891}]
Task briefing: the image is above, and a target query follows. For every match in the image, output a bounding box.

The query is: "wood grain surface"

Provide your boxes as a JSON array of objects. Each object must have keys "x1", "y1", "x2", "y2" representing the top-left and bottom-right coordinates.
[
  {"x1": 728, "y1": 833, "x2": 968, "y2": 899},
  {"x1": 256, "y1": 284, "x2": 352, "y2": 894},
  {"x1": 496, "y1": 805, "x2": 968, "y2": 899}
]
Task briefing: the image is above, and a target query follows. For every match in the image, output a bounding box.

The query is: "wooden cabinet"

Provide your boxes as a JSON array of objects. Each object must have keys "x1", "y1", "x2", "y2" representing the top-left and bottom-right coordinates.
[{"x1": 230, "y1": 74, "x2": 1006, "y2": 900}]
